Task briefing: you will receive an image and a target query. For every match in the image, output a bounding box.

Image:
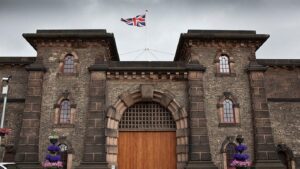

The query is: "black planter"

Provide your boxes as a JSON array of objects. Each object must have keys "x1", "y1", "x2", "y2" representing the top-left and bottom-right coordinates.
[{"x1": 49, "y1": 138, "x2": 58, "y2": 144}]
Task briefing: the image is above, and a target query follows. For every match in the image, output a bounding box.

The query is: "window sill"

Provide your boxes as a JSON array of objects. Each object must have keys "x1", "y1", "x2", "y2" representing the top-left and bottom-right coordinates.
[
  {"x1": 56, "y1": 72, "x2": 79, "y2": 77},
  {"x1": 218, "y1": 123, "x2": 240, "y2": 127},
  {"x1": 53, "y1": 124, "x2": 75, "y2": 128},
  {"x1": 215, "y1": 73, "x2": 236, "y2": 77}
]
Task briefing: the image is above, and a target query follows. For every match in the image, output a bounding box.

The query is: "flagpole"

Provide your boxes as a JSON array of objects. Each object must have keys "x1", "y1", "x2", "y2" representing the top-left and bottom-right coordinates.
[
  {"x1": 145, "y1": 10, "x2": 150, "y2": 60},
  {"x1": 145, "y1": 10, "x2": 148, "y2": 50}
]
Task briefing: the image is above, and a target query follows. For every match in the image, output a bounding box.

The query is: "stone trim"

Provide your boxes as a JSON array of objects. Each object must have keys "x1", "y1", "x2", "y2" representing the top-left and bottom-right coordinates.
[
  {"x1": 248, "y1": 70, "x2": 285, "y2": 169},
  {"x1": 186, "y1": 71, "x2": 217, "y2": 169},
  {"x1": 267, "y1": 98, "x2": 300, "y2": 102},
  {"x1": 0, "y1": 98, "x2": 25, "y2": 103},
  {"x1": 15, "y1": 71, "x2": 44, "y2": 163},
  {"x1": 105, "y1": 89, "x2": 189, "y2": 168},
  {"x1": 79, "y1": 71, "x2": 107, "y2": 167}
]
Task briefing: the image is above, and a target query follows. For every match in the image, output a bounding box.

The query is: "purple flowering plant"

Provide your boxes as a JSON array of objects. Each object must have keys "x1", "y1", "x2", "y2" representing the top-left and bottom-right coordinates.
[
  {"x1": 48, "y1": 145, "x2": 60, "y2": 152},
  {"x1": 230, "y1": 135, "x2": 252, "y2": 168},
  {"x1": 42, "y1": 132, "x2": 63, "y2": 169},
  {"x1": 235, "y1": 144, "x2": 247, "y2": 153}
]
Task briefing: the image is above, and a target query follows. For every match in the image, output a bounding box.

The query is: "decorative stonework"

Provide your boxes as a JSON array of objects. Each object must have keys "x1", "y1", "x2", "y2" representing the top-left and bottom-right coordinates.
[{"x1": 106, "y1": 71, "x2": 188, "y2": 80}]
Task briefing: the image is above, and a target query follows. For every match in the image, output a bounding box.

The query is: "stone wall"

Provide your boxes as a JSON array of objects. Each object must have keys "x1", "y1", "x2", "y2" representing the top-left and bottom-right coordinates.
[
  {"x1": 0, "y1": 65, "x2": 28, "y2": 153},
  {"x1": 265, "y1": 67, "x2": 300, "y2": 159},
  {"x1": 37, "y1": 42, "x2": 107, "y2": 167},
  {"x1": 190, "y1": 44, "x2": 254, "y2": 168},
  {"x1": 0, "y1": 65, "x2": 29, "y2": 98},
  {"x1": 264, "y1": 68, "x2": 300, "y2": 99},
  {"x1": 269, "y1": 102, "x2": 300, "y2": 157}
]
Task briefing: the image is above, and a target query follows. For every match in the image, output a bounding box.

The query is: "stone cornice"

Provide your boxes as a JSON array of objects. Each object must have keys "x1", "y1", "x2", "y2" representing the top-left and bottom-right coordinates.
[
  {"x1": 23, "y1": 29, "x2": 119, "y2": 61},
  {"x1": 257, "y1": 59, "x2": 300, "y2": 67},
  {"x1": 25, "y1": 64, "x2": 47, "y2": 72},
  {"x1": 174, "y1": 29, "x2": 269, "y2": 61},
  {"x1": 0, "y1": 98, "x2": 25, "y2": 102},
  {"x1": 246, "y1": 61, "x2": 268, "y2": 72},
  {"x1": 88, "y1": 61, "x2": 206, "y2": 80},
  {"x1": 0, "y1": 57, "x2": 36, "y2": 65},
  {"x1": 88, "y1": 61, "x2": 205, "y2": 72}
]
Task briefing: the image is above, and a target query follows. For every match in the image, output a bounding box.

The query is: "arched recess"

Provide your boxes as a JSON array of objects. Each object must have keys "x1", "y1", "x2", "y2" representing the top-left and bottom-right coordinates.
[
  {"x1": 220, "y1": 136, "x2": 237, "y2": 169},
  {"x1": 105, "y1": 86, "x2": 189, "y2": 167},
  {"x1": 58, "y1": 137, "x2": 74, "y2": 169},
  {"x1": 276, "y1": 144, "x2": 296, "y2": 169}
]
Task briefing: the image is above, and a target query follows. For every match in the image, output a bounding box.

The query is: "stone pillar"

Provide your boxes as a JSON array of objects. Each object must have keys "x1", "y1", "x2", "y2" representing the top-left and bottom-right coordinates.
[
  {"x1": 77, "y1": 71, "x2": 108, "y2": 169},
  {"x1": 248, "y1": 63, "x2": 284, "y2": 169},
  {"x1": 186, "y1": 70, "x2": 217, "y2": 169},
  {"x1": 15, "y1": 64, "x2": 46, "y2": 169}
]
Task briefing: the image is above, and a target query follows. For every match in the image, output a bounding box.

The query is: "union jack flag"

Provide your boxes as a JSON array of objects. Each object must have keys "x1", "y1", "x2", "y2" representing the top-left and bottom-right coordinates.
[{"x1": 121, "y1": 14, "x2": 146, "y2": 27}]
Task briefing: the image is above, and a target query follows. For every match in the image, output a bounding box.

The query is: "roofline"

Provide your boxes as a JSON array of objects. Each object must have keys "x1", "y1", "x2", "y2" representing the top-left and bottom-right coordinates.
[
  {"x1": 257, "y1": 59, "x2": 300, "y2": 66},
  {"x1": 88, "y1": 61, "x2": 206, "y2": 72},
  {"x1": 174, "y1": 30, "x2": 270, "y2": 61},
  {"x1": 0, "y1": 57, "x2": 36, "y2": 65},
  {"x1": 23, "y1": 29, "x2": 120, "y2": 61}
]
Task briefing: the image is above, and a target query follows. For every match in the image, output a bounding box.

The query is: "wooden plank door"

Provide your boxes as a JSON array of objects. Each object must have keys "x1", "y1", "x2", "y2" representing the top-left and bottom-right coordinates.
[{"x1": 118, "y1": 131, "x2": 176, "y2": 169}]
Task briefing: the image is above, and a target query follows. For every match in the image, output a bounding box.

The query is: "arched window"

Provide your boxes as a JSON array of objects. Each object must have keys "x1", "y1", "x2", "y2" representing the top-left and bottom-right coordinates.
[
  {"x1": 63, "y1": 54, "x2": 75, "y2": 73},
  {"x1": 223, "y1": 99, "x2": 235, "y2": 123},
  {"x1": 226, "y1": 143, "x2": 236, "y2": 169},
  {"x1": 219, "y1": 55, "x2": 230, "y2": 73},
  {"x1": 60, "y1": 100, "x2": 71, "y2": 124},
  {"x1": 217, "y1": 92, "x2": 240, "y2": 126}
]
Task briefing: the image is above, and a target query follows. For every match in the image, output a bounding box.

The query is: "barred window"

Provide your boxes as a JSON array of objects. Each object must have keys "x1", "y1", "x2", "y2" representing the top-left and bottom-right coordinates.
[
  {"x1": 60, "y1": 100, "x2": 71, "y2": 124},
  {"x1": 63, "y1": 54, "x2": 75, "y2": 73},
  {"x1": 219, "y1": 55, "x2": 230, "y2": 73},
  {"x1": 119, "y1": 102, "x2": 176, "y2": 131},
  {"x1": 223, "y1": 99, "x2": 235, "y2": 123},
  {"x1": 226, "y1": 143, "x2": 236, "y2": 167}
]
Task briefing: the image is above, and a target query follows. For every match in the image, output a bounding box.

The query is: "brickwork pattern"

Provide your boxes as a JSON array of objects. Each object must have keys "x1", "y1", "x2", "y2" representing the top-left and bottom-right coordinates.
[
  {"x1": 269, "y1": 102, "x2": 300, "y2": 158},
  {"x1": 189, "y1": 44, "x2": 255, "y2": 168},
  {"x1": 249, "y1": 71, "x2": 279, "y2": 160},
  {"x1": 37, "y1": 42, "x2": 108, "y2": 168},
  {"x1": 15, "y1": 71, "x2": 44, "y2": 162},
  {"x1": 82, "y1": 71, "x2": 106, "y2": 162},
  {"x1": 188, "y1": 71, "x2": 213, "y2": 161}
]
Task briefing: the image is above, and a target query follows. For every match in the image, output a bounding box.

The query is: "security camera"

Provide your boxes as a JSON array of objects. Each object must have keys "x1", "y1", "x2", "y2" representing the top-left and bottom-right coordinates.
[{"x1": 2, "y1": 75, "x2": 12, "y2": 82}]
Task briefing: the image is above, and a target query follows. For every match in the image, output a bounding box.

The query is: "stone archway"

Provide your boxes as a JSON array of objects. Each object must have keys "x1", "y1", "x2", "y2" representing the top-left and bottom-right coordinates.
[{"x1": 105, "y1": 85, "x2": 189, "y2": 167}]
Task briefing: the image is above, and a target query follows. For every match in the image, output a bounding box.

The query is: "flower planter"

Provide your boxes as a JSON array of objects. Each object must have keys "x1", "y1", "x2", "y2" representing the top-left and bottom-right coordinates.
[{"x1": 49, "y1": 138, "x2": 58, "y2": 145}]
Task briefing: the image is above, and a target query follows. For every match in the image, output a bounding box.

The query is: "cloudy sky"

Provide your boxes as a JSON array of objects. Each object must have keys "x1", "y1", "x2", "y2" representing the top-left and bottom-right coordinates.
[{"x1": 0, "y1": 0, "x2": 299, "y2": 61}]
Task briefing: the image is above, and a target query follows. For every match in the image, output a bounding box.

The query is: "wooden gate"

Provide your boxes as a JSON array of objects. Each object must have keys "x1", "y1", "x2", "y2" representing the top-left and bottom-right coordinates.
[{"x1": 118, "y1": 131, "x2": 176, "y2": 169}]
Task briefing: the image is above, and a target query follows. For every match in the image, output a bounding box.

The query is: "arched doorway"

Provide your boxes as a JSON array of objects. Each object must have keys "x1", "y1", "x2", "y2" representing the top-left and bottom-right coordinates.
[
  {"x1": 118, "y1": 102, "x2": 176, "y2": 169},
  {"x1": 106, "y1": 89, "x2": 189, "y2": 169}
]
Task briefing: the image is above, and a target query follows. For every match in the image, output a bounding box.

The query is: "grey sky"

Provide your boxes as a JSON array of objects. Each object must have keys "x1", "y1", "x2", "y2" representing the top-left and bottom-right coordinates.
[{"x1": 0, "y1": 0, "x2": 300, "y2": 60}]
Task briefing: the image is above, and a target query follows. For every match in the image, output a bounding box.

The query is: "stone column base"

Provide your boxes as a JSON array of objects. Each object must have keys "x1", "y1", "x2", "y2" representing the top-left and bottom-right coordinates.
[
  {"x1": 185, "y1": 161, "x2": 218, "y2": 169},
  {"x1": 76, "y1": 162, "x2": 110, "y2": 169},
  {"x1": 255, "y1": 160, "x2": 285, "y2": 169},
  {"x1": 16, "y1": 162, "x2": 42, "y2": 169}
]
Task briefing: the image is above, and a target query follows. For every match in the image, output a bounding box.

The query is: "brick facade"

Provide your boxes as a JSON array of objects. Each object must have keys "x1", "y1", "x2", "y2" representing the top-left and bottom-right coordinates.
[{"x1": 0, "y1": 29, "x2": 299, "y2": 169}]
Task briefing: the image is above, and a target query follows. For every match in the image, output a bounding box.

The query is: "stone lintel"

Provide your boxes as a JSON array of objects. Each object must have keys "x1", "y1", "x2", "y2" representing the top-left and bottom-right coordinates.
[
  {"x1": 254, "y1": 160, "x2": 285, "y2": 169},
  {"x1": 76, "y1": 162, "x2": 109, "y2": 169},
  {"x1": 185, "y1": 161, "x2": 218, "y2": 169}
]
